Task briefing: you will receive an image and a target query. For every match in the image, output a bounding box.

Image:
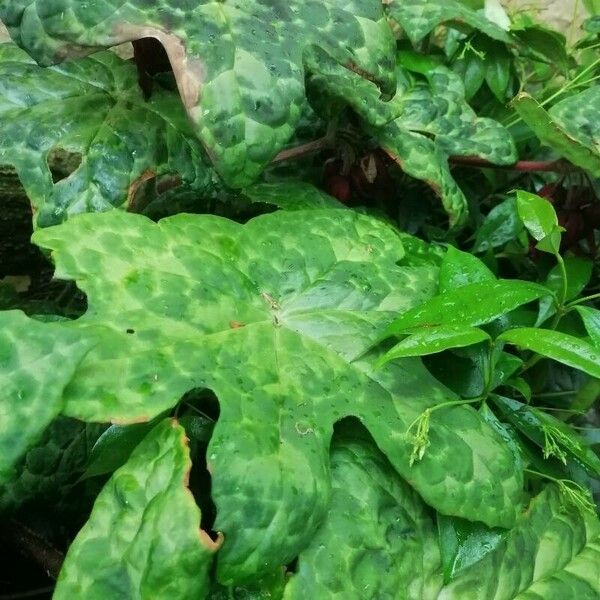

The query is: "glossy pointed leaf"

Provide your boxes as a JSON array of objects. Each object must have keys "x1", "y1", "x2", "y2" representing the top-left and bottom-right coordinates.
[
  {"x1": 512, "y1": 91, "x2": 600, "y2": 177},
  {"x1": 499, "y1": 328, "x2": 600, "y2": 379},
  {"x1": 0, "y1": 310, "x2": 93, "y2": 483},
  {"x1": 439, "y1": 246, "x2": 495, "y2": 293},
  {"x1": 473, "y1": 197, "x2": 523, "y2": 253},
  {"x1": 439, "y1": 485, "x2": 600, "y2": 599},
  {"x1": 516, "y1": 190, "x2": 559, "y2": 242},
  {"x1": 383, "y1": 280, "x2": 550, "y2": 337},
  {"x1": 574, "y1": 306, "x2": 600, "y2": 347},
  {"x1": 379, "y1": 326, "x2": 490, "y2": 364},
  {"x1": 54, "y1": 419, "x2": 219, "y2": 599},
  {"x1": 492, "y1": 395, "x2": 600, "y2": 476},
  {"x1": 545, "y1": 257, "x2": 592, "y2": 302},
  {"x1": 0, "y1": 44, "x2": 215, "y2": 227},
  {"x1": 0, "y1": 0, "x2": 395, "y2": 187},
  {"x1": 16, "y1": 209, "x2": 523, "y2": 582},
  {"x1": 285, "y1": 425, "x2": 442, "y2": 599},
  {"x1": 385, "y1": 0, "x2": 512, "y2": 45}
]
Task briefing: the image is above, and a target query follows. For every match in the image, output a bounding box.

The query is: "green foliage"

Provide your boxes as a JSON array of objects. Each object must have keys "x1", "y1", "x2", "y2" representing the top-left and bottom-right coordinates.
[{"x1": 0, "y1": 1, "x2": 599, "y2": 597}]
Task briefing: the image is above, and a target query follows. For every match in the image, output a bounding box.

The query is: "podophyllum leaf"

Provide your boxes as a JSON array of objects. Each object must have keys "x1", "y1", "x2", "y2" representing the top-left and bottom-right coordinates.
[
  {"x1": 0, "y1": 417, "x2": 105, "y2": 512},
  {"x1": 0, "y1": 44, "x2": 215, "y2": 227},
  {"x1": 379, "y1": 326, "x2": 490, "y2": 364},
  {"x1": 0, "y1": 310, "x2": 93, "y2": 484},
  {"x1": 438, "y1": 514, "x2": 506, "y2": 584},
  {"x1": 574, "y1": 306, "x2": 600, "y2": 347},
  {"x1": 439, "y1": 246, "x2": 495, "y2": 292},
  {"x1": 284, "y1": 425, "x2": 442, "y2": 599},
  {"x1": 473, "y1": 197, "x2": 523, "y2": 253},
  {"x1": 512, "y1": 91, "x2": 600, "y2": 177},
  {"x1": 439, "y1": 485, "x2": 600, "y2": 599},
  {"x1": 492, "y1": 395, "x2": 600, "y2": 476},
  {"x1": 382, "y1": 280, "x2": 550, "y2": 337},
  {"x1": 307, "y1": 59, "x2": 516, "y2": 228},
  {"x1": 23, "y1": 209, "x2": 522, "y2": 580},
  {"x1": 54, "y1": 419, "x2": 219, "y2": 600},
  {"x1": 385, "y1": 0, "x2": 512, "y2": 45},
  {"x1": 0, "y1": 0, "x2": 395, "y2": 187},
  {"x1": 499, "y1": 328, "x2": 600, "y2": 379},
  {"x1": 243, "y1": 182, "x2": 344, "y2": 210},
  {"x1": 516, "y1": 190, "x2": 559, "y2": 242},
  {"x1": 210, "y1": 570, "x2": 286, "y2": 600}
]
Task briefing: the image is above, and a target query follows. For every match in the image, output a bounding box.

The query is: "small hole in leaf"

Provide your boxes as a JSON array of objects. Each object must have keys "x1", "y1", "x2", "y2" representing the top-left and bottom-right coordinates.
[
  {"x1": 126, "y1": 328, "x2": 135, "y2": 334},
  {"x1": 47, "y1": 148, "x2": 82, "y2": 183}
]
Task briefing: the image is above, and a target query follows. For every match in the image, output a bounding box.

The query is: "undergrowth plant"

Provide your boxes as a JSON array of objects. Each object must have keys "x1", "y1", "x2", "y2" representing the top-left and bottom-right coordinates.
[{"x1": 0, "y1": 1, "x2": 599, "y2": 598}]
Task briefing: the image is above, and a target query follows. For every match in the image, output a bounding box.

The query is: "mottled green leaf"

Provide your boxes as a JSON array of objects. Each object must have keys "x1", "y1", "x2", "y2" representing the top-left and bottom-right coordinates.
[
  {"x1": 379, "y1": 326, "x2": 490, "y2": 364},
  {"x1": 516, "y1": 190, "x2": 559, "y2": 242},
  {"x1": 307, "y1": 58, "x2": 516, "y2": 228},
  {"x1": 0, "y1": 0, "x2": 395, "y2": 187},
  {"x1": 0, "y1": 43, "x2": 215, "y2": 227},
  {"x1": 439, "y1": 246, "x2": 495, "y2": 292},
  {"x1": 19, "y1": 209, "x2": 522, "y2": 580},
  {"x1": 385, "y1": 0, "x2": 512, "y2": 45},
  {"x1": 512, "y1": 91, "x2": 600, "y2": 177},
  {"x1": 382, "y1": 280, "x2": 550, "y2": 337},
  {"x1": 499, "y1": 328, "x2": 600, "y2": 379},
  {"x1": 285, "y1": 425, "x2": 442, "y2": 599},
  {"x1": 243, "y1": 182, "x2": 344, "y2": 210},
  {"x1": 54, "y1": 419, "x2": 219, "y2": 600},
  {"x1": 0, "y1": 310, "x2": 93, "y2": 483},
  {"x1": 492, "y1": 395, "x2": 600, "y2": 476},
  {"x1": 0, "y1": 417, "x2": 105, "y2": 512},
  {"x1": 439, "y1": 485, "x2": 600, "y2": 599},
  {"x1": 574, "y1": 306, "x2": 600, "y2": 347}
]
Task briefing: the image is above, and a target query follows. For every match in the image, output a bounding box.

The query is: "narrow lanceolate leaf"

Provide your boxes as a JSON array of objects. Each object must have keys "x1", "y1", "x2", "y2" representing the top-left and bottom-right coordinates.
[
  {"x1": 499, "y1": 328, "x2": 600, "y2": 379},
  {"x1": 439, "y1": 485, "x2": 600, "y2": 599},
  {"x1": 512, "y1": 91, "x2": 600, "y2": 177},
  {"x1": 439, "y1": 246, "x2": 495, "y2": 293},
  {"x1": 574, "y1": 306, "x2": 600, "y2": 347},
  {"x1": 382, "y1": 280, "x2": 550, "y2": 338},
  {"x1": 385, "y1": 0, "x2": 513, "y2": 45},
  {"x1": 20, "y1": 209, "x2": 522, "y2": 582},
  {"x1": 473, "y1": 197, "x2": 523, "y2": 253},
  {"x1": 0, "y1": 44, "x2": 216, "y2": 227},
  {"x1": 284, "y1": 425, "x2": 443, "y2": 600},
  {"x1": 378, "y1": 326, "x2": 490, "y2": 364},
  {"x1": 0, "y1": 0, "x2": 395, "y2": 187},
  {"x1": 492, "y1": 395, "x2": 600, "y2": 476},
  {"x1": 0, "y1": 311, "x2": 93, "y2": 484},
  {"x1": 54, "y1": 420, "x2": 219, "y2": 600}
]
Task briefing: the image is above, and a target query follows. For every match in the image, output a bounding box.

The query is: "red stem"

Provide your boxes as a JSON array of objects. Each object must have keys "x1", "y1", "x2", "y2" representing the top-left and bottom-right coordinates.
[{"x1": 271, "y1": 138, "x2": 577, "y2": 174}]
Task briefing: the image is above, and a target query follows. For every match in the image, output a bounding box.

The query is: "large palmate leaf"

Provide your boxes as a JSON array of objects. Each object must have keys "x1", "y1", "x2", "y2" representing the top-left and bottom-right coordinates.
[
  {"x1": 384, "y1": 0, "x2": 512, "y2": 45},
  {"x1": 308, "y1": 59, "x2": 517, "y2": 227},
  {"x1": 439, "y1": 485, "x2": 600, "y2": 599},
  {"x1": 54, "y1": 419, "x2": 219, "y2": 599},
  {"x1": 0, "y1": 0, "x2": 396, "y2": 187},
  {"x1": 0, "y1": 310, "x2": 93, "y2": 483},
  {"x1": 513, "y1": 89, "x2": 600, "y2": 177},
  {"x1": 285, "y1": 424, "x2": 443, "y2": 599},
  {"x1": 0, "y1": 43, "x2": 215, "y2": 227},
  {"x1": 4, "y1": 209, "x2": 523, "y2": 583}
]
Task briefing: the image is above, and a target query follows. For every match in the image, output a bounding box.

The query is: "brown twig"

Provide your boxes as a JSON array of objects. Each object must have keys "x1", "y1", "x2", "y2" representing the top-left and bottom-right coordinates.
[
  {"x1": 271, "y1": 137, "x2": 579, "y2": 174},
  {"x1": 1, "y1": 520, "x2": 64, "y2": 580},
  {"x1": 272, "y1": 136, "x2": 332, "y2": 163}
]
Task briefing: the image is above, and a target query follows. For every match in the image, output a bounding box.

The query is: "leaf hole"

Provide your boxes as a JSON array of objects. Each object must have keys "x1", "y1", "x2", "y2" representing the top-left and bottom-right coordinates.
[{"x1": 47, "y1": 148, "x2": 82, "y2": 184}]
